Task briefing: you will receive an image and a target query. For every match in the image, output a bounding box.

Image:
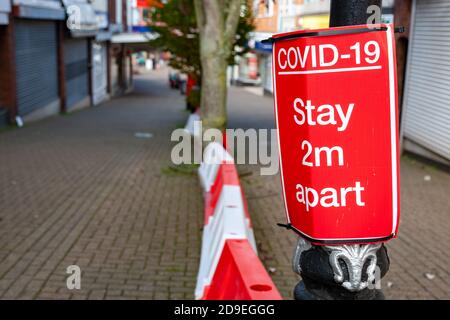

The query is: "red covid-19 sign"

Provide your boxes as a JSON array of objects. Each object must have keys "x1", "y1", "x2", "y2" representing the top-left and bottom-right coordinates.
[{"x1": 271, "y1": 24, "x2": 400, "y2": 244}]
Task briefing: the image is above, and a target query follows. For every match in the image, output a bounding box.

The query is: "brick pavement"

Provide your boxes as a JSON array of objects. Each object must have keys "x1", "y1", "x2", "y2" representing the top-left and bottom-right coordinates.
[
  {"x1": 0, "y1": 69, "x2": 203, "y2": 299},
  {"x1": 227, "y1": 86, "x2": 450, "y2": 300}
]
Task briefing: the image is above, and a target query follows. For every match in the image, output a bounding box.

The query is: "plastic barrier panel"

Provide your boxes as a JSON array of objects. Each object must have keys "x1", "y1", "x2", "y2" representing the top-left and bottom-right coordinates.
[
  {"x1": 199, "y1": 142, "x2": 234, "y2": 192},
  {"x1": 195, "y1": 205, "x2": 248, "y2": 299},
  {"x1": 194, "y1": 140, "x2": 281, "y2": 300},
  {"x1": 204, "y1": 163, "x2": 240, "y2": 225},
  {"x1": 201, "y1": 239, "x2": 282, "y2": 300},
  {"x1": 184, "y1": 113, "x2": 201, "y2": 137}
]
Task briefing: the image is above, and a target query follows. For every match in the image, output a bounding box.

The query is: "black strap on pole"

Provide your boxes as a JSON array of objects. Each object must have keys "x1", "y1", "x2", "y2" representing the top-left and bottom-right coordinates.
[{"x1": 277, "y1": 223, "x2": 293, "y2": 230}]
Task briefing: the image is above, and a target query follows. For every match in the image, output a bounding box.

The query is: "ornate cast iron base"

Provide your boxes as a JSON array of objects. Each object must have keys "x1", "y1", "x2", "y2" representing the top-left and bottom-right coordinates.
[{"x1": 292, "y1": 238, "x2": 390, "y2": 300}]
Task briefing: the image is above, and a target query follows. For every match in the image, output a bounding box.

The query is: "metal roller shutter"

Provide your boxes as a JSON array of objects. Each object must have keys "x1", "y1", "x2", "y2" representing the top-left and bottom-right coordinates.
[
  {"x1": 64, "y1": 38, "x2": 89, "y2": 109},
  {"x1": 91, "y1": 41, "x2": 108, "y2": 105},
  {"x1": 110, "y1": 50, "x2": 119, "y2": 95},
  {"x1": 15, "y1": 20, "x2": 59, "y2": 116},
  {"x1": 402, "y1": 0, "x2": 450, "y2": 160}
]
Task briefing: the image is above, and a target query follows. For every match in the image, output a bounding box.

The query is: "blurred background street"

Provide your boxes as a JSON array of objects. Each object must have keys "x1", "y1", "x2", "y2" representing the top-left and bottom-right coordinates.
[
  {"x1": 0, "y1": 0, "x2": 449, "y2": 300},
  {"x1": 0, "y1": 68, "x2": 448, "y2": 299}
]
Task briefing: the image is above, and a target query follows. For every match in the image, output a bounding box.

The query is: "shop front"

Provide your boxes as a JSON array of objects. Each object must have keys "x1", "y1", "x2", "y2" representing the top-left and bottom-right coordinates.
[
  {"x1": 91, "y1": 40, "x2": 109, "y2": 105},
  {"x1": 61, "y1": 0, "x2": 98, "y2": 111},
  {"x1": 90, "y1": 0, "x2": 110, "y2": 105},
  {"x1": 254, "y1": 40, "x2": 273, "y2": 95},
  {"x1": 0, "y1": 0, "x2": 11, "y2": 127},
  {"x1": 13, "y1": 0, "x2": 65, "y2": 121},
  {"x1": 401, "y1": 0, "x2": 450, "y2": 165}
]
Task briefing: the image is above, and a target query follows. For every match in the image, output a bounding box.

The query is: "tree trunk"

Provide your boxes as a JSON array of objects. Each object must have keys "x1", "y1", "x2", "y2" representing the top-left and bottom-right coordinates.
[
  {"x1": 199, "y1": 41, "x2": 228, "y2": 132},
  {"x1": 194, "y1": 0, "x2": 242, "y2": 132}
]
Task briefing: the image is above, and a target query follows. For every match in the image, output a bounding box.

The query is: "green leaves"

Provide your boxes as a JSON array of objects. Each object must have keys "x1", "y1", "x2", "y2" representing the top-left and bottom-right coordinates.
[
  {"x1": 149, "y1": 0, "x2": 254, "y2": 82},
  {"x1": 149, "y1": 0, "x2": 201, "y2": 79}
]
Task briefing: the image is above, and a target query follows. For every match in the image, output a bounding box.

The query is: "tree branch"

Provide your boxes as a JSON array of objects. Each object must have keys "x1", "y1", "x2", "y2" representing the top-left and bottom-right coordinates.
[
  {"x1": 224, "y1": 0, "x2": 243, "y2": 50},
  {"x1": 193, "y1": 0, "x2": 205, "y2": 34}
]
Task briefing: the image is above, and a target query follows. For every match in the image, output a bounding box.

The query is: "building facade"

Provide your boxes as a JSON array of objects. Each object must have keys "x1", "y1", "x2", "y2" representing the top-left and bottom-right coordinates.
[
  {"x1": 243, "y1": 0, "x2": 329, "y2": 95},
  {"x1": 241, "y1": 0, "x2": 281, "y2": 94},
  {"x1": 61, "y1": 0, "x2": 97, "y2": 112},
  {"x1": 0, "y1": 0, "x2": 12, "y2": 127},
  {"x1": 0, "y1": 0, "x2": 133, "y2": 127},
  {"x1": 297, "y1": 0, "x2": 330, "y2": 30},
  {"x1": 243, "y1": 0, "x2": 395, "y2": 96},
  {"x1": 244, "y1": 0, "x2": 325, "y2": 95},
  {"x1": 11, "y1": 0, "x2": 66, "y2": 122},
  {"x1": 398, "y1": 0, "x2": 450, "y2": 165}
]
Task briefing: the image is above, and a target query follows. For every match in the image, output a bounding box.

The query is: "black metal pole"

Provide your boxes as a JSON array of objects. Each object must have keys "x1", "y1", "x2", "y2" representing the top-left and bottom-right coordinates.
[
  {"x1": 329, "y1": 0, "x2": 382, "y2": 27},
  {"x1": 293, "y1": 0, "x2": 390, "y2": 300}
]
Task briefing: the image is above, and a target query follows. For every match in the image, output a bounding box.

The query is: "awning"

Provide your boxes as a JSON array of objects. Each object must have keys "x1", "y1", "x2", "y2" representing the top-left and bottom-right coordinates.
[
  {"x1": 249, "y1": 32, "x2": 273, "y2": 54},
  {"x1": 111, "y1": 32, "x2": 158, "y2": 44},
  {"x1": 132, "y1": 26, "x2": 151, "y2": 33},
  {"x1": 61, "y1": 0, "x2": 98, "y2": 37},
  {"x1": 0, "y1": 0, "x2": 11, "y2": 25},
  {"x1": 111, "y1": 32, "x2": 159, "y2": 51},
  {"x1": 95, "y1": 30, "x2": 112, "y2": 42},
  {"x1": 254, "y1": 41, "x2": 272, "y2": 54},
  {"x1": 0, "y1": 13, "x2": 8, "y2": 24},
  {"x1": 12, "y1": 0, "x2": 65, "y2": 20}
]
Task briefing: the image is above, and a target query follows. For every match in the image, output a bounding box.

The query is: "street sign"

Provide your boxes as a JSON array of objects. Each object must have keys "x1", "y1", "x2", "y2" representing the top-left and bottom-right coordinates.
[{"x1": 271, "y1": 24, "x2": 400, "y2": 245}]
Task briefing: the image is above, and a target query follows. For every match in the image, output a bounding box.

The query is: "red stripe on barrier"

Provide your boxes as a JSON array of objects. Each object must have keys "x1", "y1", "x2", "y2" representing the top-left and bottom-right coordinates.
[
  {"x1": 204, "y1": 163, "x2": 240, "y2": 225},
  {"x1": 223, "y1": 129, "x2": 228, "y2": 150},
  {"x1": 216, "y1": 163, "x2": 240, "y2": 187},
  {"x1": 201, "y1": 239, "x2": 282, "y2": 300}
]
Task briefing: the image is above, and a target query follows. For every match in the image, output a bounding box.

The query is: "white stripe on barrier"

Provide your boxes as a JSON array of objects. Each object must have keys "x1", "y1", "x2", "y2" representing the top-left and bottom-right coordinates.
[
  {"x1": 195, "y1": 203, "x2": 247, "y2": 299},
  {"x1": 195, "y1": 186, "x2": 244, "y2": 297},
  {"x1": 205, "y1": 184, "x2": 256, "y2": 253},
  {"x1": 184, "y1": 113, "x2": 201, "y2": 137},
  {"x1": 195, "y1": 184, "x2": 257, "y2": 299},
  {"x1": 198, "y1": 142, "x2": 234, "y2": 192}
]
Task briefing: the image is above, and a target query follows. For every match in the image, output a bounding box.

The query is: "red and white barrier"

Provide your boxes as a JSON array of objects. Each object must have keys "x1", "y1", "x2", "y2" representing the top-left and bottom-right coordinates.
[
  {"x1": 198, "y1": 142, "x2": 234, "y2": 192},
  {"x1": 202, "y1": 239, "x2": 281, "y2": 300},
  {"x1": 184, "y1": 112, "x2": 201, "y2": 137},
  {"x1": 195, "y1": 142, "x2": 282, "y2": 300}
]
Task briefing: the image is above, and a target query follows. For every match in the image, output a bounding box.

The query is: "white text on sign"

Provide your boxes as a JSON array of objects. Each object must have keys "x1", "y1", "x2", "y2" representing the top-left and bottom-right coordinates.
[
  {"x1": 277, "y1": 41, "x2": 381, "y2": 74},
  {"x1": 296, "y1": 182, "x2": 365, "y2": 212},
  {"x1": 291, "y1": 98, "x2": 366, "y2": 211},
  {"x1": 292, "y1": 98, "x2": 354, "y2": 132}
]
